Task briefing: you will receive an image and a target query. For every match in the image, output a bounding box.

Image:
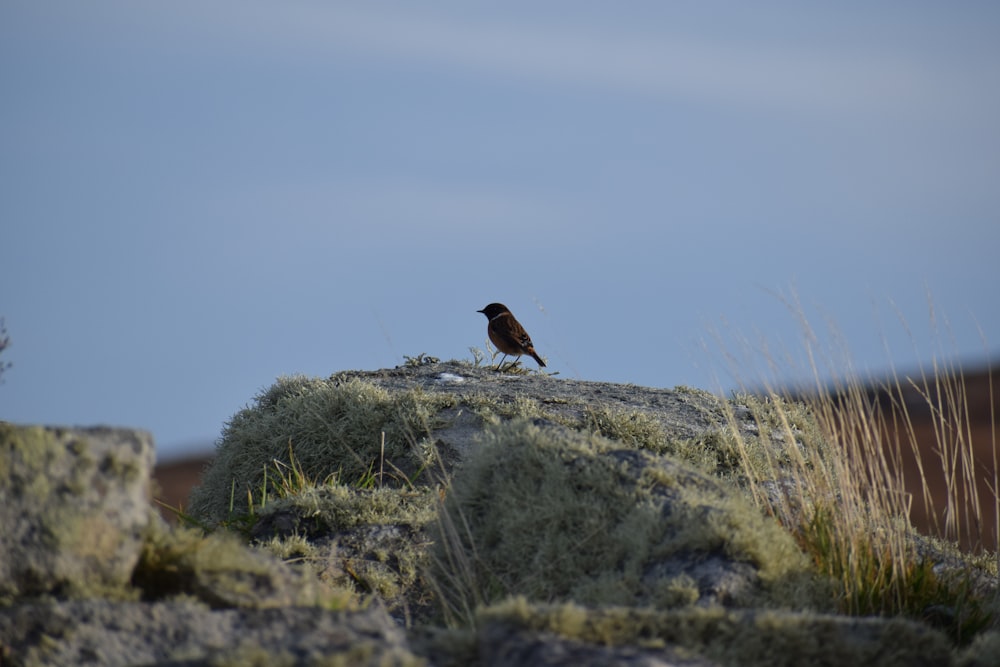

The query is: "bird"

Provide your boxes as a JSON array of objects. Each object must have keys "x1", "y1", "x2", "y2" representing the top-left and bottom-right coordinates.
[{"x1": 477, "y1": 302, "x2": 546, "y2": 370}]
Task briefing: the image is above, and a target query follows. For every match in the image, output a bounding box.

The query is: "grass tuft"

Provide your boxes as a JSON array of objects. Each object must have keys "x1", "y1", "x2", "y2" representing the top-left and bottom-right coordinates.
[
  {"x1": 187, "y1": 376, "x2": 453, "y2": 526},
  {"x1": 428, "y1": 421, "x2": 821, "y2": 627},
  {"x1": 714, "y1": 294, "x2": 997, "y2": 646}
]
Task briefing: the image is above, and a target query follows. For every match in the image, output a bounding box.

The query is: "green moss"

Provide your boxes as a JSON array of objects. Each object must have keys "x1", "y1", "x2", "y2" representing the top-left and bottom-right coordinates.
[
  {"x1": 99, "y1": 450, "x2": 143, "y2": 482},
  {"x1": 478, "y1": 598, "x2": 953, "y2": 667},
  {"x1": 671, "y1": 431, "x2": 747, "y2": 478},
  {"x1": 582, "y1": 405, "x2": 668, "y2": 452},
  {"x1": 205, "y1": 647, "x2": 297, "y2": 667},
  {"x1": 430, "y1": 421, "x2": 822, "y2": 621},
  {"x1": 731, "y1": 393, "x2": 836, "y2": 480},
  {"x1": 0, "y1": 424, "x2": 150, "y2": 601},
  {"x1": 255, "y1": 484, "x2": 438, "y2": 535},
  {"x1": 133, "y1": 523, "x2": 355, "y2": 610},
  {"x1": 1, "y1": 424, "x2": 94, "y2": 500},
  {"x1": 250, "y1": 484, "x2": 439, "y2": 614},
  {"x1": 188, "y1": 376, "x2": 454, "y2": 525},
  {"x1": 580, "y1": 405, "x2": 756, "y2": 479},
  {"x1": 461, "y1": 393, "x2": 559, "y2": 426},
  {"x1": 257, "y1": 533, "x2": 320, "y2": 562}
]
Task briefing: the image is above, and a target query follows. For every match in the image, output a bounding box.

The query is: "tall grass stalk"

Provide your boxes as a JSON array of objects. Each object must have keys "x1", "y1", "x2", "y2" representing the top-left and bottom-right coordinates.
[
  {"x1": 718, "y1": 296, "x2": 996, "y2": 639},
  {"x1": 428, "y1": 492, "x2": 487, "y2": 628}
]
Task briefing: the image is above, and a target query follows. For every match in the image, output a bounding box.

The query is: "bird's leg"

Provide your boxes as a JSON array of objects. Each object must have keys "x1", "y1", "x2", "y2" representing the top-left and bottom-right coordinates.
[
  {"x1": 500, "y1": 355, "x2": 522, "y2": 372},
  {"x1": 494, "y1": 353, "x2": 509, "y2": 371}
]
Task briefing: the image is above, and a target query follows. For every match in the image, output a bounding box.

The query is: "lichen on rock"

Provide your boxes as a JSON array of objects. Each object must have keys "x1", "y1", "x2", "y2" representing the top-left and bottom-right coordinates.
[{"x1": 430, "y1": 420, "x2": 825, "y2": 621}]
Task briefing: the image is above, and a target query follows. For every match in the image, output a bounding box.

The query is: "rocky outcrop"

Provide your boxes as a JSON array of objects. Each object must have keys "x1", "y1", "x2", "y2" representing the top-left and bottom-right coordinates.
[
  {"x1": 0, "y1": 422, "x2": 422, "y2": 667},
  {"x1": 1, "y1": 361, "x2": 997, "y2": 666},
  {"x1": 469, "y1": 599, "x2": 955, "y2": 667},
  {"x1": 1, "y1": 600, "x2": 420, "y2": 667},
  {"x1": 0, "y1": 425, "x2": 155, "y2": 601},
  {"x1": 429, "y1": 421, "x2": 819, "y2": 615}
]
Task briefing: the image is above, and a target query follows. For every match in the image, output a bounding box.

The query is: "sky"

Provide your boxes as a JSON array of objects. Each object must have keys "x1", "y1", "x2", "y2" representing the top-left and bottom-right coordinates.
[{"x1": 2, "y1": 1, "x2": 998, "y2": 460}]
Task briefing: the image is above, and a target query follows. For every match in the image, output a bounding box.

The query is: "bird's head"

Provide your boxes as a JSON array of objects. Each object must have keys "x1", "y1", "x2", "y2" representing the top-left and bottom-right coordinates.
[{"x1": 477, "y1": 303, "x2": 510, "y2": 319}]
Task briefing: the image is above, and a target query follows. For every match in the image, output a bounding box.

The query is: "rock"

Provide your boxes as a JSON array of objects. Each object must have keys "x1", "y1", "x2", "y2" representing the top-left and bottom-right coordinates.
[
  {"x1": 956, "y1": 631, "x2": 1000, "y2": 667},
  {"x1": 0, "y1": 424, "x2": 155, "y2": 601},
  {"x1": 132, "y1": 524, "x2": 343, "y2": 610},
  {"x1": 0, "y1": 598, "x2": 423, "y2": 667},
  {"x1": 473, "y1": 598, "x2": 955, "y2": 667},
  {"x1": 480, "y1": 627, "x2": 719, "y2": 667},
  {"x1": 186, "y1": 362, "x2": 740, "y2": 527},
  {"x1": 430, "y1": 421, "x2": 821, "y2": 615},
  {"x1": 249, "y1": 485, "x2": 439, "y2": 624},
  {"x1": 2, "y1": 362, "x2": 995, "y2": 666}
]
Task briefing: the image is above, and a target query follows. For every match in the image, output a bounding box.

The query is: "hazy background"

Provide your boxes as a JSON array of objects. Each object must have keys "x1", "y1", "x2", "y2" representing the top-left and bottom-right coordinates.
[{"x1": 2, "y1": 1, "x2": 998, "y2": 460}]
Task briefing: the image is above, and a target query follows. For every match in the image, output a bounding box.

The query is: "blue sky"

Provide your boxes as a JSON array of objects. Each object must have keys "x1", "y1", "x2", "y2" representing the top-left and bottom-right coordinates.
[{"x1": 2, "y1": 2, "x2": 998, "y2": 460}]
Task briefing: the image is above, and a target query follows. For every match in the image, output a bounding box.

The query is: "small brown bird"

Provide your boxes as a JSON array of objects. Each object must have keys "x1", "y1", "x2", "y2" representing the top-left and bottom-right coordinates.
[{"x1": 477, "y1": 302, "x2": 546, "y2": 370}]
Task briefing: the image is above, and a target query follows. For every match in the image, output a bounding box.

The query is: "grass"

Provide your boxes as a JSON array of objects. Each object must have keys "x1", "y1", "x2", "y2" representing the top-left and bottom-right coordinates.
[
  {"x1": 429, "y1": 302, "x2": 998, "y2": 648},
  {"x1": 162, "y1": 312, "x2": 996, "y2": 655},
  {"x1": 186, "y1": 375, "x2": 453, "y2": 526},
  {"x1": 163, "y1": 431, "x2": 421, "y2": 531},
  {"x1": 427, "y1": 487, "x2": 486, "y2": 628},
  {"x1": 160, "y1": 433, "x2": 441, "y2": 618},
  {"x1": 715, "y1": 296, "x2": 998, "y2": 645},
  {"x1": 427, "y1": 421, "x2": 822, "y2": 628},
  {"x1": 469, "y1": 340, "x2": 555, "y2": 375}
]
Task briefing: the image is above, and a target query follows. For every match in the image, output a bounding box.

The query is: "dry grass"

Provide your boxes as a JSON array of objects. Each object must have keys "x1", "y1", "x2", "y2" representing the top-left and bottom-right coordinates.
[
  {"x1": 427, "y1": 421, "x2": 821, "y2": 628},
  {"x1": 714, "y1": 294, "x2": 997, "y2": 643},
  {"x1": 187, "y1": 376, "x2": 452, "y2": 526}
]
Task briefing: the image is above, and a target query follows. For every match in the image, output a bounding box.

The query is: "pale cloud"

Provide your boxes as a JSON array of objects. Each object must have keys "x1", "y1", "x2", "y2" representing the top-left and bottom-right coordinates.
[
  {"x1": 22, "y1": 1, "x2": 992, "y2": 125},
  {"x1": 9, "y1": 1, "x2": 997, "y2": 124},
  {"x1": 176, "y1": 2, "x2": 998, "y2": 123}
]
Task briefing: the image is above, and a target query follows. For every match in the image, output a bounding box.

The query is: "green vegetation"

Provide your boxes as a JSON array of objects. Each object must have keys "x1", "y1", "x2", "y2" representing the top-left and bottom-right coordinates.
[
  {"x1": 253, "y1": 484, "x2": 440, "y2": 612},
  {"x1": 132, "y1": 522, "x2": 353, "y2": 610},
  {"x1": 721, "y1": 385, "x2": 997, "y2": 646},
  {"x1": 187, "y1": 376, "x2": 455, "y2": 526},
  {"x1": 469, "y1": 341, "x2": 552, "y2": 375},
  {"x1": 712, "y1": 302, "x2": 999, "y2": 646},
  {"x1": 173, "y1": 324, "x2": 997, "y2": 660},
  {"x1": 429, "y1": 420, "x2": 824, "y2": 627},
  {"x1": 469, "y1": 597, "x2": 953, "y2": 667}
]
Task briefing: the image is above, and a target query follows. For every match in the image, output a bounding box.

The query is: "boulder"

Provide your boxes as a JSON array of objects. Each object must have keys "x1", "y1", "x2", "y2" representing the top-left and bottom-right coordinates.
[
  {"x1": 0, "y1": 424, "x2": 155, "y2": 600},
  {"x1": 0, "y1": 599, "x2": 422, "y2": 667},
  {"x1": 2, "y1": 361, "x2": 995, "y2": 666}
]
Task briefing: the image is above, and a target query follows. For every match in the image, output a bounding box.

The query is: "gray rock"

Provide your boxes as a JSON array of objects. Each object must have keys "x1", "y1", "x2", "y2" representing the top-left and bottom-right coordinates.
[
  {"x1": 0, "y1": 598, "x2": 423, "y2": 667},
  {"x1": 474, "y1": 601, "x2": 955, "y2": 667},
  {"x1": 0, "y1": 424, "x2": 155, "y2": 600},
  {"x1": 132, "y1": 524, "x2": 338, "y2": 611},
  {"x1": 431, "y1": 421, "x2": 818, "y2": 614},
  {"x1": 189, "y1": 361, "x2": 739, "y2": 528},
  {"x1": 339, "y1": 360, "x2": 733, "y2": 448},
  {"x1": 2, "y1": 363, "x2": 993, "y2": 666},
  {"x1": 480, "y1": 627, "x2": 720, "y2": 667}
]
